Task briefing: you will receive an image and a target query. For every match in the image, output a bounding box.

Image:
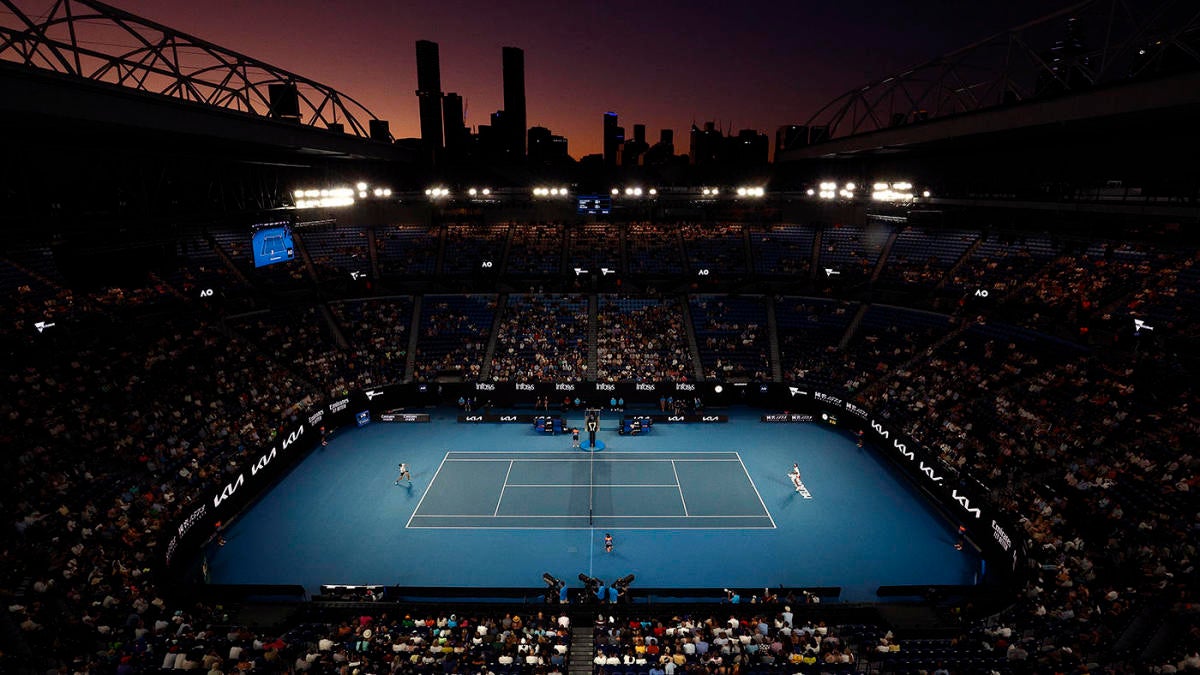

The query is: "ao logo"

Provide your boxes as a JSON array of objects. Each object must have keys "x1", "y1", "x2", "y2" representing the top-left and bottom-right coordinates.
[{"x1": 200, "y1": 289, "x2": 214, "y2": 298}]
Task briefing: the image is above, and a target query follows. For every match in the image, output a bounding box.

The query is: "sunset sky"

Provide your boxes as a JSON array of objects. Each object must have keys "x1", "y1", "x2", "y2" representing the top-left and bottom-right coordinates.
[{"x1": 107, "y1": 0, "x2": 1062, "y2": 158}]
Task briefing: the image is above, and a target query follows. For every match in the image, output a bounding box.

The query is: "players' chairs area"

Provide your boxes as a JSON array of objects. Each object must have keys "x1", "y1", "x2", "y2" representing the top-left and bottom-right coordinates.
[
  {"x1": 534, "y1": 415, "x2": 568, "y2": 434},
  {"x1": 616, "y1": 416, "x2": 653, "y2": 435}
]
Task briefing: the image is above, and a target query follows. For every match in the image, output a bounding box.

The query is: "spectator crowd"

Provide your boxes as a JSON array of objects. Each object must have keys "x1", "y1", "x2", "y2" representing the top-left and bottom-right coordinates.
[{"x1": 0, "y1": 222, "x2": 1197, "y2": 673}]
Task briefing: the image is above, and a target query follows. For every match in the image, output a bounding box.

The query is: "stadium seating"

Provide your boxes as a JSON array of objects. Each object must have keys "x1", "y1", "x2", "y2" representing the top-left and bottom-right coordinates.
[
  {"x1": 749, "y1": 224, "x2": 816, "y2": 277},
  {"x1": 1, "y1": 221, "x2": 1197, "y2": 674},
  {"x1": 376, "y1": 224, "x2": 440, "y2": 276},
  {"x1": 689, "y1": 294, "x2": 770, "y2": 381},
  {"x1": 596, "y1": 295, "x2": 694, "y2": 382}
]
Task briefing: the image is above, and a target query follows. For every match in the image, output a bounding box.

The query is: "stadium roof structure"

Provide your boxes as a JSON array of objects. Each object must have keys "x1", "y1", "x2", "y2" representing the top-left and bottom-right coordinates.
[
  {"x1": 779, "y1": 0, "x2": 1200, "y2": 161},
  {"x1": 0, "y1": 0, "x2": 383, "y2": 139}
]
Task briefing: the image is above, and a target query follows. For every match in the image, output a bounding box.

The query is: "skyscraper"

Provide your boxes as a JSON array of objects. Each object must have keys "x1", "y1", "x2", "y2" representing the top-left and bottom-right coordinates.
[
  {"x1": 730, "y1": 129, "x2": 769, "y2": 166},
  {"x1": 528, "y1": 126, "x2": 569, "y2": 165},
  {"x1": 775, "y1": 125, "x2": 808, "y2": 158},
  {"x1": 502, "y1": 46, "x2": 526, "y2": 159},
  {"x1": 690, "y1": 122, "x2": 722, "y2": 165},
  {"x1": 622, "y1": 123, "x2": 649, "y2": 166},
  {"x1": 644, "y1": 129, "x2": 675, "y2": 165},
  {"x1": 603, "y1": 112, "x2": 620, "y2": 167},
  {"x1": 442, "y1": 93, "x2": 467, "y2": 158},
  {"x1": 415, "y1": 40, "x2": 444, "y2": 160}
]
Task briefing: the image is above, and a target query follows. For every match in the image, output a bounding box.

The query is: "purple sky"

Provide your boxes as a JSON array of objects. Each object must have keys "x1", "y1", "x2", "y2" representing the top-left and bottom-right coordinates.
[{"x1": 113, "y1": 0, "x2": 1063, "y2": 158}]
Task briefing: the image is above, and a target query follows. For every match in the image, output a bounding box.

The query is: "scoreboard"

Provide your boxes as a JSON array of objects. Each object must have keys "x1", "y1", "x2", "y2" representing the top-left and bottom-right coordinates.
[{"x1": 576, "y1": 195, "x2": 612, "y2": 215}]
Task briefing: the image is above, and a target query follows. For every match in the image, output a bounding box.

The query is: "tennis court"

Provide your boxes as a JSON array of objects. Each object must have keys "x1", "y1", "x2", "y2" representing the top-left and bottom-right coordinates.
[
  {"x1": 407, "y1": 451, "x2": 775, "y2": 529},
  {"x1": 206, "y1": 408, "x2": 981, "y2": 600}
]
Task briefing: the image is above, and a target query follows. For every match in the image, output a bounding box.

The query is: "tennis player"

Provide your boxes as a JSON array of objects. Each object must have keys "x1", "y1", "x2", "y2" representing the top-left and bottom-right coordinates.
[{"x1": 395, "y1": 462, "x2": 412, "y2": 486}]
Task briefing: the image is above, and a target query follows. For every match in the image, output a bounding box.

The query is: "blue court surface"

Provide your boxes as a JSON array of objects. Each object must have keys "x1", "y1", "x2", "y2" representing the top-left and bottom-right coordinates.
[
  {"x1": 207, "y1": 408, "x2": 982, "y2": 602},
  {"x1": 408, "y1": 451, "x2": 774, "y2": 529}
]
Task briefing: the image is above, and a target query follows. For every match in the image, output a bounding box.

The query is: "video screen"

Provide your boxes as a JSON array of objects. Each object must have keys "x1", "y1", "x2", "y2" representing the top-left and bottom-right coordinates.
[
  {"x1": 251, "y1": 223, "x2": 295, "y2": 268},
  {"x1": 577, "y1": 196, "x2": 612, "y2": 215}
]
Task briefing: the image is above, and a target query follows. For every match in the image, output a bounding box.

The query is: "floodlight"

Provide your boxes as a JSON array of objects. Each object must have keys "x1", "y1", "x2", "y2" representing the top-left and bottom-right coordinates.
[
  {"x1": 845, "y1": 182, "x2": 856, "y2": 191},
  {"x1": 922, "y1": 190, "x2": 930, "y2": 198},
  {"x1": 648, "y1": 188, "x2": 657, "y2": 195},
  {"x1": 481, "y1": 189, "x2": 489, "y2": 196},
  {"x1": 356, "y1": 182, "x2": 367, "y2": 191},
  {"x1": 806, "y1": 188, "x2": 815, "y2": 196},
  {"x1": 611, "y1": 188, "x2": 619, "y2": 195},
  {"x1": 736, "y1": 187, "x2": 747, "y2": 196}
]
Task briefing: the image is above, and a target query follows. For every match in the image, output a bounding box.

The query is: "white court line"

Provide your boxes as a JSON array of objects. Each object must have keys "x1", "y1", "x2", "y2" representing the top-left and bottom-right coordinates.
[
  {"x1": 406, "y1": 525, "x2": 776, "y2": 530},
  {"x1": 736, "y1": 451, "x2": 777, "y2": 529},
  {"x1": 503, "y1": 484, "x2": 681, "y2": 488},
  {"x1": 408, "y1": 513, "x2": 767, "y2": 518},
  {"x1": 411, "y1": 451, "x2": 775, "y2": 529},
  {"x1": 444, "y1": 458, "x2": 740, "y2": 462},
  {"x1": 405, "y1": 452, "x2": 450, "y2": 528},
  {"x1": 445, "y1": 450, "x2": 741, "y2": 454},
  {"x1": 671, "y1": 460, "x2": 689, "y2": 516},
  {"x1": 493, "y1": 460, "x2": 514, "y2": 516}
]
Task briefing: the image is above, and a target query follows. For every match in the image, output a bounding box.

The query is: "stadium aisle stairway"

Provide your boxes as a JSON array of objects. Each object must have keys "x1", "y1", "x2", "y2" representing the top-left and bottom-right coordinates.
[{"x1": 570, "y1": 622, "x2": 594, "y2": 675}]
